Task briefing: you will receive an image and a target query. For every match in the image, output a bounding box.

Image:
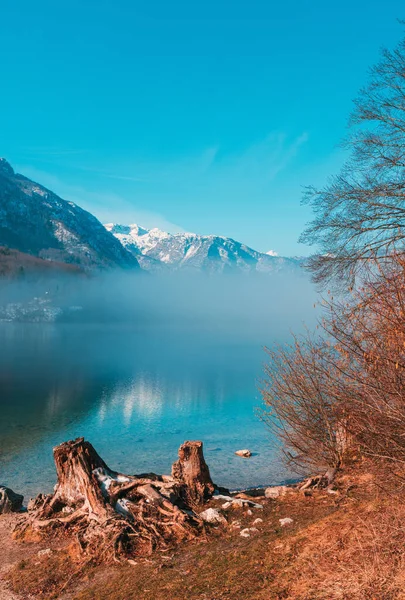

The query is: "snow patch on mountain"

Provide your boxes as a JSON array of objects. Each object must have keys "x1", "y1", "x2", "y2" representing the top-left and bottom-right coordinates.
[{"x1": 105, "y1": 223, "x2": 303, "y2": 275}]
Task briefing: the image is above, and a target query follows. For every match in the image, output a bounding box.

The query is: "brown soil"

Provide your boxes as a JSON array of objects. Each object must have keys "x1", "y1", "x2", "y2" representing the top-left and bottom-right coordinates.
[
  {"x1": 0, "y1": 513, "x2": 70, "y2": 600},
  {"x1": 0, "y1": 514, "x2": 24, "y2": 600}
]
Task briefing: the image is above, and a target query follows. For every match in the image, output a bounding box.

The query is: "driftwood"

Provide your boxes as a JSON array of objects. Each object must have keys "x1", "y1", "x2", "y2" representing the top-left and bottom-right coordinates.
[
  {"x1": 15, "y1": 437, "x2": 215, "y2": 562},
  {"x1": 298, "y1": 466, "x2": 339, "y2": 491}
]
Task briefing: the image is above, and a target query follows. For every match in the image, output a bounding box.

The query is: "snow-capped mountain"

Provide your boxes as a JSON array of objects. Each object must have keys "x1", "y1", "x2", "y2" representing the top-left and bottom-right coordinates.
[
  {"x1": 105, "y1": 223, "x2": 303, "y2": 274},
  {"x1": 0, "y1": 159, "x2": 139, "y2": 270}
]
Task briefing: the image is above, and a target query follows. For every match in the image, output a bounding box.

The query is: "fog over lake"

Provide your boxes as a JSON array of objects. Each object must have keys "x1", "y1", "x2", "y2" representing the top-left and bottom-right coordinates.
[{"x1": 0, "y1": 271, "x2": 317, "y2": 499}]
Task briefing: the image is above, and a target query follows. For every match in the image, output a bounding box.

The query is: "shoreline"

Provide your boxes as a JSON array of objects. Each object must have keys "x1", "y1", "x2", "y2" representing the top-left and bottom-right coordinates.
[{"x1": 2, "y1": 464, "x2": 385, "y2": 600}]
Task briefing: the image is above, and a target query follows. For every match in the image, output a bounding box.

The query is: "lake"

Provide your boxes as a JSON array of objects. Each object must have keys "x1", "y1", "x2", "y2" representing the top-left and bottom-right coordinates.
[
  {"x1": 0, "y1": 320, "x2": 300, "y2": 501},
  {"x1": 0, "y1": 271, "x2": 317, "y2": 502}
]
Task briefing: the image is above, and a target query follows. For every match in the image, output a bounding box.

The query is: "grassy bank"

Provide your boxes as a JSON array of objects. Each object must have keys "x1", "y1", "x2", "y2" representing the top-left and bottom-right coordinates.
[{"x1": 4, "y1": 466, "x2": 405, "y2": 600}]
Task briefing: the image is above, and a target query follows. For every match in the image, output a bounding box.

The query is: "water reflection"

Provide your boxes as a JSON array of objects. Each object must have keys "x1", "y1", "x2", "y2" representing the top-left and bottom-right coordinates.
[{"x1": 0, "y1": 323, "x2": 292, "y2": 498}]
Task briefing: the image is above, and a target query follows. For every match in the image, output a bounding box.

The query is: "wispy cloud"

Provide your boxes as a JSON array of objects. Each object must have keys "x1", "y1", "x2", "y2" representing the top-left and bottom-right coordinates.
[
  {"x1": 93, "y1": 132, "x2": 308, "y2": 193},
  {"x1": 15, "y1": 131, "x2": 309, "y2": 241},
  {"x1": 129, "y1": 131, "x2": 309, "y2": 203}
]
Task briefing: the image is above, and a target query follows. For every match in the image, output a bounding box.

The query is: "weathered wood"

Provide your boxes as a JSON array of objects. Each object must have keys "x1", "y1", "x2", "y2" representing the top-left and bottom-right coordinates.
[
  {"x1": 47, "y1": 438, "x2": 112, "y2": 520},
  {"x1": 172, "y1": 441, "x2": 214, "y2": 503},
  {"x1": 16, "y1": 437, "x2": 215, "y2": 563}
]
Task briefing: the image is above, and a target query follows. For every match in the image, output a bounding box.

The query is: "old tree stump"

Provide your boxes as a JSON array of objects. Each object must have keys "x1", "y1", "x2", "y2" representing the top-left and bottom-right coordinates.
[{"x1": 15, "y1": 438, "x2": 215, "y2": 562}]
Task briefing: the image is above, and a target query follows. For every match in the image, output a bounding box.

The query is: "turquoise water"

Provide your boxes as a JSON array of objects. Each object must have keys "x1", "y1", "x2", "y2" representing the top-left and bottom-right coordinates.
[{"x1": 0, "y1": 322, "x2": 298, "y2": 501}]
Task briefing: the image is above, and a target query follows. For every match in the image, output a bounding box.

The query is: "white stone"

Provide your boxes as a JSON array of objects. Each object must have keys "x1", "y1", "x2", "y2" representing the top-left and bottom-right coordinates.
[
  {"x1": 38, "y1": 548, "x2": 52, "y2": 557},
  {"x1": 279, "y1": 517, "x2": 294, "y2": 527},
  {"x1": 253, "y1": 518, "x2": 263, "y2": 525},
  {"x1": 265, "y1": 486, "x2": 289, "y2": 499},
  {"x1": 199, "y1": 508, "x2": 227, "y2": 524},
  {"x1": 232, "y1": 499, "x2": 244, "y2": 508},
  {"x1": 213, "y1": 494, "x2": 233, "y2": 502},
  {"x1": 230, "y1": 498, "x2": 263, "y2": 510},
  {"x1": 240, "y1": 527, "x2": 259, "y2": 538},
  {"x1": 222, "y1": 502, "x2": 232, "y2": 509}
]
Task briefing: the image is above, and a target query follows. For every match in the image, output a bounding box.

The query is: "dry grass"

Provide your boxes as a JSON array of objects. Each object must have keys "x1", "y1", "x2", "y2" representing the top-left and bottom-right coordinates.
[
  {"x1": 6, "y1": 471, "x2": 405, "y2": 600},
  {"x1": 267, "y1": 495, "x2": 405, "y2": 599},
  {"x1": 7, "y1": 550, "x2": 82, "y2": 600}
]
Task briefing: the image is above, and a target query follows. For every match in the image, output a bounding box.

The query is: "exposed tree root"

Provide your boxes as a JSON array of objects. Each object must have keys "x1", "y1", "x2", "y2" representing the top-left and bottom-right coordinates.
[
  {"x1": 299, "y1": 465, "x2": 339, "y2": 491},
  {"x1": 14, "y1": 438, "x2": 215, "y2": 563}
]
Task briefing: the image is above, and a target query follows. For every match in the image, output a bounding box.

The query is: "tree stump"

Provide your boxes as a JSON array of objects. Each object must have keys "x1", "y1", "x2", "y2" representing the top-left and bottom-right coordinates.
[
  {"x1": 44, "y1": 438, "x2": 112, "y2": 520},
  {"x1": 172, "y1": 441, "x2": 214, "y2": 503},
  {"x1": 15, "y1": 437, "x2": 215, "y2": 562}
]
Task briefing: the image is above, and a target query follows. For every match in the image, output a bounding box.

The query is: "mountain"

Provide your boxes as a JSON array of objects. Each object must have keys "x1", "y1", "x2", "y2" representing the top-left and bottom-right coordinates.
[
  {"x1": 0, "y1": 159, "x2": 139, "y2": 270},
  {"x1": 105, "y1": 223, "x2": 303, "y2": 274}
]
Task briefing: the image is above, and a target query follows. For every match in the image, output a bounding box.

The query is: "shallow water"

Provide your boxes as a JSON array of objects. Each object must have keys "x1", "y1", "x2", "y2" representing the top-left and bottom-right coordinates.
[{"x1": 0, "y1": 321, "x2": 299, "y2": 500}]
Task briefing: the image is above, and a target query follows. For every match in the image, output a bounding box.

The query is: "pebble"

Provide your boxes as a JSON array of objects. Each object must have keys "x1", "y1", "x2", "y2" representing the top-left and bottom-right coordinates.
[
  {"x1": 240, "y1": 528, "x2": 251, "y2": 538},
  {"x1": 199, "y1": 508, "x2": 227, "y2": 524},
  {"x1": 279, "y1": 517, "x2": 294, "y2": 527},
  {"x1": 265, "y1": 486, "x2": 289, "y2": 499},
  {"x1": 240, "y1": 527, "x2": 259, "y2": 538}
]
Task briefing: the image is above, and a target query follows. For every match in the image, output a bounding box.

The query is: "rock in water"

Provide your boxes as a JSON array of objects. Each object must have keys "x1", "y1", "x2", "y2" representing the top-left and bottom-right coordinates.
[
  {"x1": 235, "y1": 449, "x2": 252, "y2": 458},
  {"x1": 0, "y1": 485, "x2": 23, "y2": 513}
]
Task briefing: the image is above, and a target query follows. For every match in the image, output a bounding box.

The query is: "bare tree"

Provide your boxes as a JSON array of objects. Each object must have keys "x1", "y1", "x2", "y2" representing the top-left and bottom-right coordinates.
[
  {"x1": 261, "y1": 335, "x2": 347, "y2": 481},
  {"x1": 301, "y1": 35, "x2": 405, "y2": 287},
  {"x1": 324, "y1": 255, "x2": 405, "y2": 469},
  {"x1": 262, "y1": 254, "x2": 405, "y2": 478}
]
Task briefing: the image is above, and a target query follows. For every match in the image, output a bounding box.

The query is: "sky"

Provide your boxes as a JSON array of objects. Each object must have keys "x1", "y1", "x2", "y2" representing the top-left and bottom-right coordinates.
[{"x1": 0, "y1": 1, "x2": 404, "y2": 256}]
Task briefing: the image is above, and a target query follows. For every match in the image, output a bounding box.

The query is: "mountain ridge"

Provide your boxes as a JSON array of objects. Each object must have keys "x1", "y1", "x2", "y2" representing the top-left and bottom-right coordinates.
[
  {"x1": 105, "y1": 222, "x2": 304, "y2": 274},
  {"x1": 0, "y1": 159, "x2": 139, "y2": 271},
  {"x1": 0, "y1": 158, "x2": 303, "y2": 276}
]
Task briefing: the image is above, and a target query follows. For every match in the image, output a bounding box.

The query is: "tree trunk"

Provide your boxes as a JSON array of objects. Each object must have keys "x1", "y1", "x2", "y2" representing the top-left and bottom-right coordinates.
[
  {"x1": 172, "y1": 441, "x2": 215, "y2": 503},
  {"x1": 45, "y1": 438, "x2": 111, "y2": 520}
]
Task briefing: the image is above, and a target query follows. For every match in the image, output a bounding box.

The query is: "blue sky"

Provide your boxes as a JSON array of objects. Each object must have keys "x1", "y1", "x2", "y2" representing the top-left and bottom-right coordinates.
[{"x1": 1, "y1": 1, "x2": 404, "y2": 255}]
